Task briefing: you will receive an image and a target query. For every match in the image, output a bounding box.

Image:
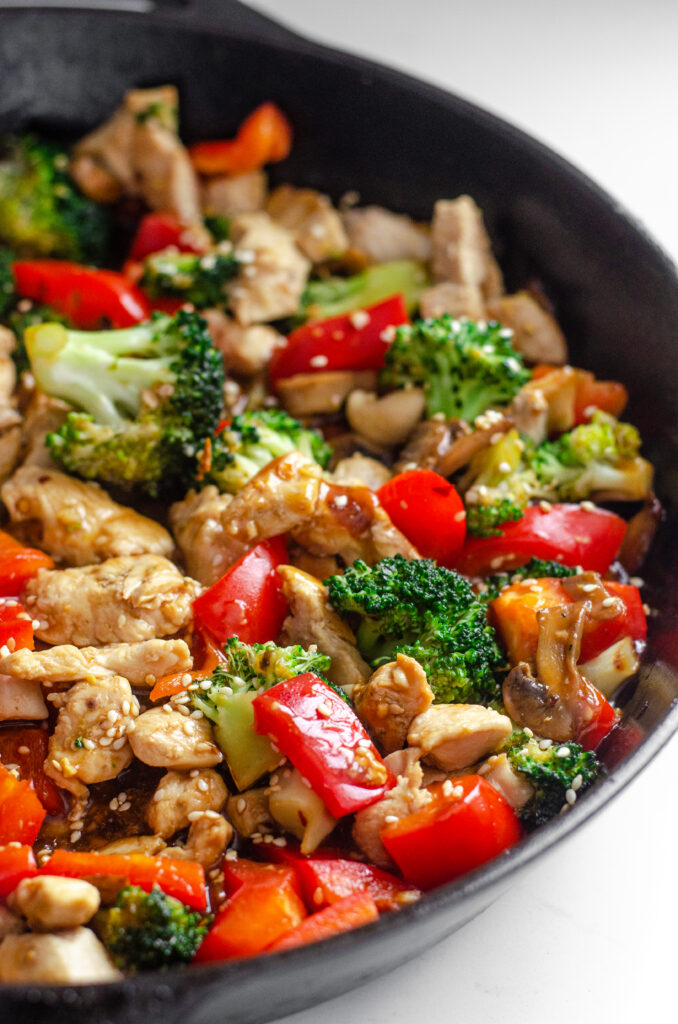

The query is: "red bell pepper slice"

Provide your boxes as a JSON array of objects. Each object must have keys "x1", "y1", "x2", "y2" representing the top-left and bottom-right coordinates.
[
  {"x1": 0, "y1": 762, "x2": 46, "y2": 845},
  {"x1": 381, "y1": 775, "x2": 522, "y2": 890},
  {"x1": 189, "y1": 102, "x2": 293, "y2": 177},
  {"x1": 576, "y1": 680, "x2": 618, "y2": 750},
  {"x1": 40, "y1": 850, "x2": 206, "y2": 911},
  {"x1": 0, "y1": 844, "x2": 38, "y2": 899},
  {"x1": 269, "y1": 294, "x2": 409, "y2": 384},
  {"x1": 195, "y1": 860, "x2": 306, "y2": 962},
  {"x1": 270, "y1": 891, "x2": 379, "y2": 951},
  {"x1": 454, "y1": 503, "x2": 627, "y2": 577},
  {"x1": 0, "y1": 728, "x2": 64, "y2": 816},
  {"x1": 193, "y1": 536, "x2": 288, "y2": 645},
  {"x1": 150, "y1": 631, "x2": 228, "y2": 702},
  {"x1": 13, "y1": 260, "x2": 151, "y2": 329},
  {"x1": 128, "y1": 212, "x2": 206, "y2": 263},
  {"x1": 0, "y1": 529, "x2": 54, "y2": 597},
  {"x1": 253, "y1": 674, "x2": 395, "y2": 818},
  {"x1": 377, "y1": 470, "x2": 466, "y2": 566},
  {"x1": 0, "y1": 598, "x2": 34, "y2": 652}
]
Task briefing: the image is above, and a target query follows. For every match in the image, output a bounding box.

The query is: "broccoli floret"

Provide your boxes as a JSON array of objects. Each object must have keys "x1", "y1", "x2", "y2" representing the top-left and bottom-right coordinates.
[
  {"x1": 503, "y1": 729, "x2": 601, "y2": 830},
  {"x1": 0, "y1": 135, "x2": 108, "y2": 262},
  {"x1": 93, "y1": 885, "x2": 210, "y2": 972},
  {"x1": 466, "y1": 499, "x2": 525, "y2": 537},
  {"x1": 197, "y1": 409, "x2": 332, "y2": 494},
  {"x1": 301, "y1": 260, "x2": 427, "y2": 321},
  {"x1": 480, "y1": 558, "x2": 578, "y2": 601},
  {"x1": 139, "y1": 247, "x2": 239, "y2": 309},
  {"x1": 203, "y1": 636, "x2": 332, "y2": 696},
  {"x1": 204, "y1": 215, "x2": 231, "y2": 243},
  {"x1": 327, "y1": 555, "x2": 504, "y2": 704},
  {"x1": 380, "y1": 315, "x2": 531, "y2": 421},
  {"x1": 26, "y1": 310, "x2": 225, "y2": 495},
  {"x1": 0, "y1": 249, "x2": 14, "y2": 319}
]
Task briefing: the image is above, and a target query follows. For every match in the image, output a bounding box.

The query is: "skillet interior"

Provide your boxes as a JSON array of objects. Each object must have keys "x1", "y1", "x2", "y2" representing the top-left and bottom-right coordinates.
[{"x1": 0, "y1": 6, "x2": 677, "y2": 1023}]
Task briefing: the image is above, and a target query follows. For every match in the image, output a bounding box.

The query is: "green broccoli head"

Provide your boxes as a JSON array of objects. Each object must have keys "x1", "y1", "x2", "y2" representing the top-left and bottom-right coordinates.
[
  {"x1": 93, "y1": 885, "x2": 210, "y2": 972},
  {"x1": 139, "y1": 246, "x2": 240, "y2": 309},
  {"x1": 380, "y1": 315, "x2": 531, "y2": 422},
  {"x1": 480, "y1": 558, "x2": 578, "y2": 601},
  {"x1": 27, "y1": 309, "x2": 225, "y2": 495},
  {"x1": 327, "y1": 555, "x2": 504, "y2": 704},
  {"x1": 503, "y1": 729, "x2": 601, "y2": 830},
  {"x1": 198, "y1": 409, "x2": 332, "y2": 494},
  {"x1": 199, "y1": 637, "x2": 332, "y2": 700},
  {"x1": 301, "y1": 260, "x2": 427, "y2": 322},
  {"x1": 465, "y1": 498, "x2": 525, "y2": 537},
  {"x1": 0, "y1": 135, "x2": 109, "y2": 262}
]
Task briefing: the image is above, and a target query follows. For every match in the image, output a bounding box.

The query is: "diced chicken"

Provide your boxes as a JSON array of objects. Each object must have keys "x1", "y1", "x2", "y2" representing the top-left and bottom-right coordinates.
[
  {"x1": 354, "y1": 654, "x2": 433, "y2": 753},
  {"x1": 0, "y1": 928, "x2": 120, "y2": 984},
  {"x1": 419, "y1": 281, "x2": 486, "y2": 320},
  {"x1": 169, "y1": 486, "x2": 234, "y2": 587},
  {"x1": 0, "y1": 326, "x2": 18, "y2": 401},
  {"x1": 46, "y1": 677, "x2": 139, "y2": 794},
  {"x1": 229, "y1": 212, "x2": 310, "y2": 325},
  {"x1": 430, "y1": 196, "x2": 503, "y2": 298},
  {"x1": 353, "y1": 761, "x2": 431, "y2": 869},
  {"x1": 480, "y1": 752, "x2": 534, "y2": 810},
  {"x1": 8, "y1": 876, "x2": 100, "y2": 931},
  {"x1": 0, "y1": 676, "x2": 47, "y2": 721},
  {"x1": 276, "y1": 370, "x2": 378, "y2": 417},
  {"x1": 202, "y1": 170, "x2": 267, "y2": 217},
  {"x1": 508, "y1": 366, "x2": 577, "y2": 445},
  {"x1": 407, "y1": 704, "x2": 512, "y2": 772},
  {"x1": 226, "y1": 787, "x2": 274, "y2": 838},
  {"x1": 343, "y1": 205, "x2": 430, "y2": 264},
  {"x1": 99, "y1": 835, "x2": 167, "y2": 857},
  {"x1": 0, "y1": 639, "x2": 192, "y2": 688},
  {"x1": 383, "y1": 746, "x2": 422, "y2": 778},
  {"x1": 332, "y1": 453, "x2": 392, "y2": 491},
  {"x1": 267, "y1": 184, "x2": 349, "y2": 264},
  {"x1": 486, "y1": 291, "x2": 568, "y2": 365},
  {"x1": 277, "y1": 565, "x2": 370, "y2": 694},
  {"x1": 203, "y1": 308, "x2": 284, "y2": 376},
  {"x1": 24, "y1": 554, "x2": 200, "y2": 646},
  {"x1": 162, "y1": 814, "x2": 233, "y2": 868},
  {"x1": 345, "y1": 388, "x2": 426, "y2": 447},
  {"x1": 128, "y1": 707, "x2": 222, "y2": 769},
  {"x1": 2, "y1": 466, "x2": 174, "y2": 566},
  {"x1": 146, "y1": 768, "x2": 228, "y2": 837},
  {"x1": 18, "y1": 392, "x2": 70, "y2": 470},
  {"x1": 0, "y1": 906, "x2": 24, "y2": 940}
]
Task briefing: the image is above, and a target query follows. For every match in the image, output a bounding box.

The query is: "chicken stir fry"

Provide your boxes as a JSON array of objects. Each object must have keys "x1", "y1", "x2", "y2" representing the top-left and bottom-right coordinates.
[{"x1": 0, "y1": 94, "x2": 655, "y2": 983}]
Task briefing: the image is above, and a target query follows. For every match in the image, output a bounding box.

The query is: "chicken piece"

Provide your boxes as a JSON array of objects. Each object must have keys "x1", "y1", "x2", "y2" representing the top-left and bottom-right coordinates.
[
  {"x1": 0, "y1": 928, "x2": 120, "y2": 984},
  {"x1": 0, "y1": 906, "x2": 24, "y2": 940},
  {"x1": 345, "y1": 387, "x2": 426, "y2": 447},
  {"x1": 480, "y1": 752, "x2": 534, "y2": 810},
  {"x1": 508, "y1": 366, "x2": 576, "y2": 445},
  {"x1": 394, "y1": 417, "x2": 472, "y2": 475},
  {"x1": 99, "y1": 835, "x2": 167, "y2": 856},
  {"x1": 8, "y1": 876, "x2": 100, "y2": 932},
  {"x1": 226, "y1": 787, "x2": 274, "y2": 837},
  {"x1": 332, "y1": 453, "x2": 392, "y2": 491},
  {"x1": 287, "y1": 542, "x2": 341, "y2": 582},
  {"x1": 171, "y1": 452, "x2": 322, "y2": 585},
  {"x1": 202, "y1": 169, "x2": 267, "y2": 217},
  {"x1": 407, "y1": 704, "x2": 512, "y2": 772},
  {"x1": 128, "y1": 707, "x2": 222, "y2": 770},
  {"x1": 203, "y1": 308, "x2": 284, "y2": 376},
  {"x1": 419, "y1": 281, "x2": 486, "y2": 320},
  {"x1": 0, "y1": 676, "x2": 47, "y2": 721},
  {"x1": 46, "y1": 677, "x2": 139, "y2": 794},
  {"x1": 24, "y1": 555, "x2": 200, "y2": 646},
  {"x1": 486, "y1": 291, "x2": 568, "y2": 365},
  {"x1": 162, "y1": 814, "x2": 233, "y2": 868},
  {"x1": 276, "y1": 369, "x2": 377, "y2": 418},
  {"x1": 229, "y1": 212, "x2": 310, "y2": 325},
  {"x1": 0, "y1": 325, "x2": 17, "y2": 400},
  {"x1": 353, "y1": 761, "x2": 431, "y2": 869},
  {"x1": 146, "y1": 768, "x2": 228, "y2": 837},
  {"x1": 383, "y1": 746, "x2": 422, "y2": 779},
  {"x1": 0, "y1": 638, "x2": 192, "y2": 688},
  {"x1": 0, "y1": 424, "x2": 21, "y2": 486},
  {"x1": 342, "y1": 205, "x2": 430, "y2": 264},
  {"x1": 277, "y1": 565, "x2": 371, "y2": 694},
  {"x1": 18, "y1": 392, "x2": 71, "y2": 470},
  {"x1": 354, "y1": 654, "x2": 434, "y2": 753},
  {"x1": 2, "y1": 466, "x2": 174, "y2": 566},
  {"x1": 267, "y1": 184, "x2": 349, "y2": 264},
  {"x1": 430, "y1": 196, "x2": 503, "y2": 298}
]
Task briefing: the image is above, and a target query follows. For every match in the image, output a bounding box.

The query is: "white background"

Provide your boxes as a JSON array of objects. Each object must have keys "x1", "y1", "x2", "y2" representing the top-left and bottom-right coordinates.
[{"x1": 243, "y1": 2, "x2": 678, "y2": 1023}]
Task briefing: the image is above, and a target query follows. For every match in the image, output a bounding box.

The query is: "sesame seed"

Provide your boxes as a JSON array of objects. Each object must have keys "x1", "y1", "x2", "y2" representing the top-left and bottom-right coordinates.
[
  {"x1": 539, "y1": 500, "x2": 552, "y2": 513},
  {"x1": 70, "y1": 831, "x2": 82, "y2": 843},
  {"x1": 380, "y1": 325, "x2": 396, "y2": 343},
  {"x1": 51, "y1": 759, "x2": 62, "y2": 772},
  {"x1": 349, "y1": 309, "x2": 370, "y2": 329},
  {"x1": 556, "y1": 746, "x2": 571, "y2": 758},
  {"x1": 580, "y1": 583, "x2": 597, "y2": 592},
  {"x1": 454, "y1": 510, "x2": 466, "y2": 522},
  {"x1": 0, "y1": 645, "x2": 9, "y2": 657},
  {"x1": 83, "y1": 739, "x2": 96, "y2": 750},
  {"x1": 31, "y1": 620, "x2": 41, "y2": 630},
  {"x1": 452, "y1": 785, "x2": 464, "y2": 799},
  {"x1": 498, "y1": 461, "x2": 512, "y2": 474},
  {"x1": 109, "y1": 798, "x2": 119, "y2": 811},
  {"x1": 107, "y1": 710, "x2": 119, "y2": 723},
  {"x1": 236, "y1": 798, "x2": 247, "y2": 813},
  {"x1": 263, "y1": 834, "x2": 273, "y2": 844},
  {"x1": 17, "y1": 745, "x2": 30, "y2": 755},
  {"x1": 301, "y1": 777, "x2": 312, "y2": 788},
  {"x1": 629, "y1": 576, "x2": 645, "y2": 588},
  {"x1": 317, "y1": 702, "x2": 331, "y2": 719},
  {"x1": 122, "y1": 701, "x2": 131, "y2": 716},
  {"x1": 310, "y1": 354, "x2": 329, "y2": 367},
  {"x1": 313, "y1": 887, "x2": 324, "y2": 906},
  {"x1": 571, "y1": 773, "x2": 583, "y2": 791},
  {"x1": 356, "y1": 738, "x2": 371, "y2": 749},
  {"x1": 442, "y1": 780, "x2": 453, "y2": 797},
  {"x1": 273, "y1": 836, "x2": 287, "y2": 847},
  {"x1": 580, "y1": 500, "x2": 596, "y2": 512},
  {"x1": 162, "y1": 702, "x2": 173, "y2": 713},
  {"x1": 99, "y1": 736, "x2": 113, "y2": 747},
  {"x1": 333, "y1": 494, "x2": 348, "y2": 509},
  {"x1": 565, "y1": 788, "x2": 577, "y2": 805},
  {"x1": 538, "y1": 739, "x2": 553, "y2": 750},
  {"x1": 643, "y1": 603, "x2": 651, "y2": 615},
  {"x1": 384, "y1": 814, "x2": 399, "y2": 824},
  {"x1": 197, "y1": 778, "x2": 209, "y2": 792},
  {"x1": 224, "y1": 849, "x2": 238, "y2": 861},
  {"x1": 191, "y1": 709, "x2": 204, "y2": 719}
]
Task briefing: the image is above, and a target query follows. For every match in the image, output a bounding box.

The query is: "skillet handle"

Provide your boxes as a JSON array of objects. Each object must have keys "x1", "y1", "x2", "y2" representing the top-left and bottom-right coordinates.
[{"x1": 152, "y1": 0, "x2": 304, "y2": 46}]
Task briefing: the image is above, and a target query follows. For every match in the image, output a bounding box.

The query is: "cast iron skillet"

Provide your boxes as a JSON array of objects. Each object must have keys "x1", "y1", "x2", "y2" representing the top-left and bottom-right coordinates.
[{"x1": 0, "y1": 3, "x2": 677, "y2": 1022}]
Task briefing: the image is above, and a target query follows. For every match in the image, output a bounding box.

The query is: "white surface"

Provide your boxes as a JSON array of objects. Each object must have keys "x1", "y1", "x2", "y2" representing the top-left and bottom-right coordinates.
[{"x1": 241, "y1": 2, "x2": 678, "y2": 1023}]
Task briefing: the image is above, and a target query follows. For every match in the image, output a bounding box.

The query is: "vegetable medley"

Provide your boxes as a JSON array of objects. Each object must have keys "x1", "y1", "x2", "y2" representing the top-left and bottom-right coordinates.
[{"x1": 0, "y1": 89, "x2": 658, "y2": 984}]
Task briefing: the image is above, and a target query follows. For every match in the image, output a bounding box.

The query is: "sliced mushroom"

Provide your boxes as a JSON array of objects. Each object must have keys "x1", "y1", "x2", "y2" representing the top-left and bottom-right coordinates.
[{"x1": 346, "y1": 388, "x2": 425, "y2": 447}]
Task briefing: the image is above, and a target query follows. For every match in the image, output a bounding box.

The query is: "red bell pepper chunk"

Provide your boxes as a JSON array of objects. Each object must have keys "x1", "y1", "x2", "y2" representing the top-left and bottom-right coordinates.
[
  {"x1": 150, "y1": 631, "x2": 228, "y2": 702},
  {"x1": 381, "y1": 775, "x2": 522, "y2": 890},
  {"x1": 377, "y1": 470, "x2": 466, "y2": 566},
  {"x1": 0, "y1": 844, "x2": 38, "y2": 899},
  {"x1": 0, "y1": 728, "x2": 64, "y2": 816},
  {"x1": 267, "y1": 848, "x2": 420, "y2": 911},
  {"x1": 189, "y1": 102, "x2": 293, "y2": 177},
  {"x1": 0, "y1": 598, "x2": 34, "y2": 652},
  {"x1": 576, "y1": 681, "x2": 618, "y2": 750},
  {"x1": 0, "y1": 762, "x2": 46, "y2": 845},
  {"x1": 41, "y1": 850, "x2": 206, "y2": 911},
  {"x1": 13, "y1": 260, "x2": 151, "y2": 329},
  {"x1": 0, "y1": 529, "x2": 54, "y2": 597},
  {"x1": 253, "y1": 674, "x2": 395, "y2": 818},
  {"x1": 192, "y1": 536, "x2": 288, "y2": 645},
  {"x1": 454, "y1": 503, "x2": 627, "y2": 577},
  {"x1": 270, "y1": 891, "x2": 379, "y2": 951},
  {"x1": 269, "y1": 294, "x2": 409, "y2": 384},
  {"x1": 128, "y1": 212, "x2": 206, "y2": 263},
  {"x1": 195, "y1": 860, "x2": 306, "y2": 962}
]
